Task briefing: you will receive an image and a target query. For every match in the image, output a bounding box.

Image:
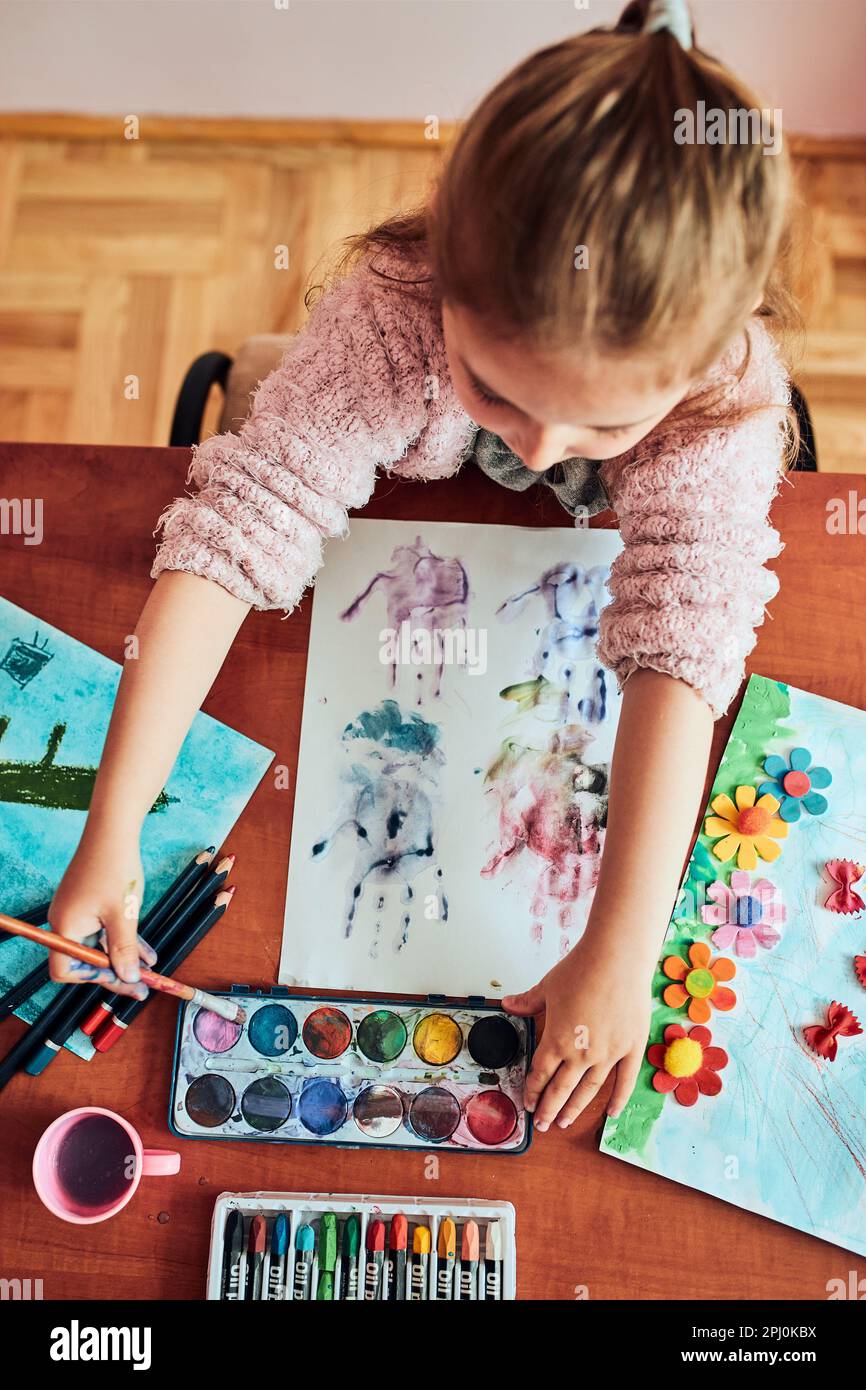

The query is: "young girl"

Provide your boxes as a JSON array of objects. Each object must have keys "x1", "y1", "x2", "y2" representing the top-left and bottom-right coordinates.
[{"x1": 50, "y1": 0, "x2": 796, "y2": 1134}]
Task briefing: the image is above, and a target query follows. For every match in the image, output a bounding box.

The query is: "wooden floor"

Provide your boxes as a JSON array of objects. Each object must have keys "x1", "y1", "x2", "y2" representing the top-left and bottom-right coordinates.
[{"x1": 0, "y1": 122, "x2": 863, "y2": 470}]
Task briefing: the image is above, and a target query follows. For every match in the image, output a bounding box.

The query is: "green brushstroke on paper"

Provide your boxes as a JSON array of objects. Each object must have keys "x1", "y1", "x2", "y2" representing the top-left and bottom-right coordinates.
[
  {"x1": 601, "y1": 676, "x2": 792, "y2": 1157},
  {"x1": 0, "y1": 718, "x2": 176, "y2": 813}
]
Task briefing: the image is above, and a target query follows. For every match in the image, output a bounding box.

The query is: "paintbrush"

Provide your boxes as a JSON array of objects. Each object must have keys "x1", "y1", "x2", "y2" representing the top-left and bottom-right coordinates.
[{"x1": 0, "y1": 913, "x2": 245, "y2": 1024}]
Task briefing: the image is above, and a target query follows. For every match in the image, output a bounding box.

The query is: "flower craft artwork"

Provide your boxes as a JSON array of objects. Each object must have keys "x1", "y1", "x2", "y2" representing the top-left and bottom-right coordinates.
[
  {"x1": 758, "y1": 747, "x2": 831, "y2": 822},
  {"x1": 704, "y1": 786, "x2": 788, "y2": 870},
  {"x1": 662, "y1": 942, "x2": 736, "y2": 1023},
  {"x1": 701, "y1": 870, "x2": 785, "y2": 957},
  {"x1": 648, "y1": 1024, "x2": 728, "y2": 1107}
]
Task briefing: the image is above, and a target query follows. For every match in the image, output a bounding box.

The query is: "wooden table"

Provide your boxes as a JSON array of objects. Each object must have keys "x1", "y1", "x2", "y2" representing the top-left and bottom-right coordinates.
[{"x1": 1, "y1": 443, "x2": 864, "y2": 1301}]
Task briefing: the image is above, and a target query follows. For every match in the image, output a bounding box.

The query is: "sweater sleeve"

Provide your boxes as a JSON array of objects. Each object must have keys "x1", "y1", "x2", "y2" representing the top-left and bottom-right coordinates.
[
  {"x1": 151, "y1": 245, "x2": 466, "y2": 611},
  {"x1": 597, "y1": 319, "x2": 790, "y2": 719}
]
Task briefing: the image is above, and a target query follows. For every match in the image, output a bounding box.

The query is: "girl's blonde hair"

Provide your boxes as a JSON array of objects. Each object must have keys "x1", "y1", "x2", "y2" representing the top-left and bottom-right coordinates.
[{"x1": 313, "y1": 4, "x2": 802, "y2": 396}]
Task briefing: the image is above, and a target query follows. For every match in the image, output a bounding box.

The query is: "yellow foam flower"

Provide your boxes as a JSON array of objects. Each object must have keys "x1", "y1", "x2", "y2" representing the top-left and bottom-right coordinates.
[{"x1": 704, "y1": 784, "x2": 788, "y2": 871}]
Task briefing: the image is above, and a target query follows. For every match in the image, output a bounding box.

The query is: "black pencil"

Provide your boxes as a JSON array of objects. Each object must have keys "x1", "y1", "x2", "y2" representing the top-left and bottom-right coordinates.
[
  {"x1": 24, "y1": 855, "x2": 233, "y2": 1075},
  {"x1": 0, "y1": 960, "x2": 52, "y2": 1021},
  {"x1": 79, "y1": 845, "x2": 218, "y2": 1045},
  {"x1": 93, "y1": 886, "x2": 235, "y2": 1051},
  {"x1": 0, "y1": 847, "x2": 222, "y2": 1087}
]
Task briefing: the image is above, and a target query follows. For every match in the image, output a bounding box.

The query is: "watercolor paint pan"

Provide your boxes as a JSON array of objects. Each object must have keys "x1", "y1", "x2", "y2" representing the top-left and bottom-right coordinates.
[
  {"x1": 206, "y1": 1191, "x2": 517, "y2": 1300},
  {"x1": 169, "y1": 988, "x2": 533, "y2": 1154}
]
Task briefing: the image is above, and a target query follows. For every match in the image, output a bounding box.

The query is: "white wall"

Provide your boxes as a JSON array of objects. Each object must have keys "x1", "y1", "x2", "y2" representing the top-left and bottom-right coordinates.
[{"x1": 1, "y1": 0, "x2": 864, "y2": 136}]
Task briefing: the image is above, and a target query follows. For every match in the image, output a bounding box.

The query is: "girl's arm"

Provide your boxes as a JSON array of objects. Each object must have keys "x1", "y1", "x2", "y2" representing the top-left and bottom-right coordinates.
[
  {"x1": 49, "y1": 573, "x2": 250, "y2": 992},
  {"x1": 504, "y1": 668, "x2": 712, "y2": 1127},
  {"x1": 504, "y1": 321, "x2": 791, "y2": 1126},
  {"x1": 51, "y1": 243, "x2": 459, "y2": 996}
]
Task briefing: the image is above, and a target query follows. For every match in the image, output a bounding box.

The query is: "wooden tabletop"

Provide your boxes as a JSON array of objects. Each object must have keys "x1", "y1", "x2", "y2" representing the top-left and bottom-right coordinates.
[{"x1": 1, "y1": 442, "x2": 864, "y2": 1301}]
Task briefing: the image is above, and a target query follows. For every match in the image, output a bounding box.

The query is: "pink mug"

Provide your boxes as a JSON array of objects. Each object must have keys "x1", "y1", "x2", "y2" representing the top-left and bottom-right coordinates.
[{"x1": 33, "y1": 1106, "x2": 180, "y2": 1224}]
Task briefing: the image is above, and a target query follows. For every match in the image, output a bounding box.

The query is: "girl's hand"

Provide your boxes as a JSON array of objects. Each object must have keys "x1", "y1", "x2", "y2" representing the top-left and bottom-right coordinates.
[
  {"x1": 48, "y1": 827, "x2": 155, "y2": 1000},
  {"x1": 503, "y1": 939, "x2": 651, "y2": 1131}
]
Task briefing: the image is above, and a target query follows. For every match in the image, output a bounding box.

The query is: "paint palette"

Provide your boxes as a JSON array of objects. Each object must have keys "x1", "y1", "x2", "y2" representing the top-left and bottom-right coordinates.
[
  {"x1": 169, "y1": 989, "x2": 533, "y2": 1153},
  {"x1": 206, "y1": 1192, "x2": 517, "y2": 1300}
]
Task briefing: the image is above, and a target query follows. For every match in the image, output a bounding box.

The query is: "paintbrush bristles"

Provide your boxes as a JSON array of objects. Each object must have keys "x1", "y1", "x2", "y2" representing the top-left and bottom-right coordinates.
[{"x1": 192, "y1": 989, "x2": 246, "y2": 1024}]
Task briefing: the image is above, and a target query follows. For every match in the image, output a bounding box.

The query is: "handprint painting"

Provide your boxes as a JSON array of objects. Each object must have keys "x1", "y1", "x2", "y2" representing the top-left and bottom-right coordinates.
[
  {"x1": 481, "y1": 562, "x2": 617, "y2": 959},
  {"x1": 280, "y1": 518, "x2": 623, "y2": 996}
]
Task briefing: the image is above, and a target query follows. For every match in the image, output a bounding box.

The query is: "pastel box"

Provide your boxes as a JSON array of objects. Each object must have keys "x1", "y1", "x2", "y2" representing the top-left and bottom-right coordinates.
[
  {"x1": 206, "y1": 1191, "x2": 518, "y2": 1300},
  {"x1": 169, "y1": 989, "x2": 534, "y2": 1153}
]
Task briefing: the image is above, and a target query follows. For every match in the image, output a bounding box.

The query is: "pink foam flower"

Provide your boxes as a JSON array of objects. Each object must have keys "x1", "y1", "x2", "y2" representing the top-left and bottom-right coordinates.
[{"x1": 700, "y1": 869, "x2": 785, "y2": 959}]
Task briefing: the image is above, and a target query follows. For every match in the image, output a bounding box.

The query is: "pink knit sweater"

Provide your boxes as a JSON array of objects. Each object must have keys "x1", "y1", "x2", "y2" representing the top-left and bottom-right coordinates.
[{"x1": 152, "y1": 243, "x2": 789, "y2": 718}]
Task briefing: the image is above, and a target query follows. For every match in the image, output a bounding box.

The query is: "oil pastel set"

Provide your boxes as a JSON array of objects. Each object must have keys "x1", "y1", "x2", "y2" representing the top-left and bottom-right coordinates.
[
  {"x1": 602, "y1": 675, "x2": 866, "y2": 1257},
  {"x1": 170, "y1": 989, "x2": 533, "y2": 1152},
  {"x1": 207, "y1": 1192, "x2": 516, "y2": 1300}
]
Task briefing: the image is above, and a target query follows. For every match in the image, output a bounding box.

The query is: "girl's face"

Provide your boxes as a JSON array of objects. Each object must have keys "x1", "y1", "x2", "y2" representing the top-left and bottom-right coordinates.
[{"x1": 442, "y1": 301, "x2": 696, "y2": 470}]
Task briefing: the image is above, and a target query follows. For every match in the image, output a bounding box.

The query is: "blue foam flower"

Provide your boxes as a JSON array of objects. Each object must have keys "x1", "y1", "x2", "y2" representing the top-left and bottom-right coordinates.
[{"x1": 758, "y1": 746, "x2": 831, "y2": 823}]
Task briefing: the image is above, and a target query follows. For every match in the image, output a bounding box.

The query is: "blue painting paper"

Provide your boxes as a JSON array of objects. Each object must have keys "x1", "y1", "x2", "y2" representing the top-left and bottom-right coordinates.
[{"x1": 0, "y1": 597, "x2": 274, "y2": 1058}]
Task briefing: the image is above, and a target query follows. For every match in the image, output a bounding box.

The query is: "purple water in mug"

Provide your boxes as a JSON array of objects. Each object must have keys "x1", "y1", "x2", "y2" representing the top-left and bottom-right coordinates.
[
  {"x1": 55, "y1": 1114, "x2": 136, "y2": 1211},
  {"x1": 33, "y1": 1106, "x2": 180, "y2": 1224}
]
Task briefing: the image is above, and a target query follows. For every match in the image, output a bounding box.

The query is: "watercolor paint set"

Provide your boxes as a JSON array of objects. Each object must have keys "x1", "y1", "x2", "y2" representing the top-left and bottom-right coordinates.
[
  {"x1": 169, "y1": 988, "x2": 534, "y2": 1153},
  {"x1": 207, "y1": 1191, "x2": 517, "y2": 1300}
]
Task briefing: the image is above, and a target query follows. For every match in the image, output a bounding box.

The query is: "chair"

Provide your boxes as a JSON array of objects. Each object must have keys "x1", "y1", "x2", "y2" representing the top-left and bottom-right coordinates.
[{"x1": 170, "y1": 338, "x2": 819, "y2": 471}]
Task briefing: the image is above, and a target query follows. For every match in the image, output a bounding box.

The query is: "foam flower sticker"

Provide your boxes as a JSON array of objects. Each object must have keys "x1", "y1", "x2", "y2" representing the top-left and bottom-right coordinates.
[
  {"x1": 648, "y1": 1024, "x2": 728, "y2": 1107},
  {"x1": 700, "y1": 869, "x2": 785, "y2": 958},
  {"x1": 662, "y1": 941, "x2": 736, "y2": 1023},
  {"x1": 803, "y1": 1001, "x2": 862, "y2": 1062},
  {"x1": 758, "y1": 747, "x2": 831, "y2": 823},
  {"x1": 704, "y1": 785, "x2": 788, "y2": 870}
]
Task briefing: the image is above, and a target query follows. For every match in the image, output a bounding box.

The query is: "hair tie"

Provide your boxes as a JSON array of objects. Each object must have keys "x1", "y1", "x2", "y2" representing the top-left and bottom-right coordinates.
[{"x1": 642, "y1": 0, "x2": 693, "y2": 50}]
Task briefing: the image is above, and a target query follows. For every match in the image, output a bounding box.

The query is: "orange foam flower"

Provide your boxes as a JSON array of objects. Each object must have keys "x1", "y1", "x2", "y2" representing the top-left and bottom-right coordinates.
[
  {"x1": 662, "y1": 941, "x2": 737, "y2": 1023},
  {"x1": 704, "y1": 785, "x2": 788, "y2": 871}
]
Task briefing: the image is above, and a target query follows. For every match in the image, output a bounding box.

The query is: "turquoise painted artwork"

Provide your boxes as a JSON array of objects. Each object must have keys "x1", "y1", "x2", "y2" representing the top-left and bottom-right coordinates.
[
  {"x1": 0, "y1": 597, "x2": 274, "y2": 1058},
  {"x1": 602, "y1": 674, "x2": 866, "y2": 1258}
]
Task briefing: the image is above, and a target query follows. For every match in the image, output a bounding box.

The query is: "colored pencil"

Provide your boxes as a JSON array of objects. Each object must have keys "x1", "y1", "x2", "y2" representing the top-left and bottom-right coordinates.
[
  {"x1": 221, "y1": 1209, "x2": 245, "y2": 1300},
  {"x1": 387, "y1": 1214, "x2": 408, "y2": 1301},
  {"x1": 409, "y1": 1226, "x2": 430, "y2": 1300},
  {"x1": 92, "y1": 887, "x2": 235, "y2": 1053},
  {"x1": 0, "y1": 959, "x2": 52, "y2": 1021},
  {"x1": 244, "y1": 1214, "x2": 266, "y2": 1301},
  {"x1": 436, "y1": 1218, "x2": 456, "y2": 1300},
  {"x1": 316, "y1": 1212, "x2": 337, "y2": 1300},
  {"x1": 80, "y1": 849, "x2": 223, "y2": 1037},
  {"x1": 0, "y1": 913, "x2": 245, "y2": 1023},
  {"x1": 23, "y1": 875, "x2": 234, "y2": 1076},
  {"x1": 267, "y1": 1214, "x2": 288, "y2": 1301},
  {"x1": 483, "y1": 1223, "x2": 502, "y2": 1300},
  {"x1": 292, "y1": 1225, "x2": 314, "y2": 1301},
  {"x1": 458, "y1": 1221, "x2": 479, "y2": 1300},
  {"x1": 364, "y1": 1219, "x2": 385, "y2": 1300},
  {"x1": 339, "y1": 1215, "x2": 360, "y2": 1301},
  {"x1": 0, "y1": 968, "x2": 114, "y2": 1095},
  {"x1": 0, "y1": 843, "x2": 214, "y2": 949}
]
